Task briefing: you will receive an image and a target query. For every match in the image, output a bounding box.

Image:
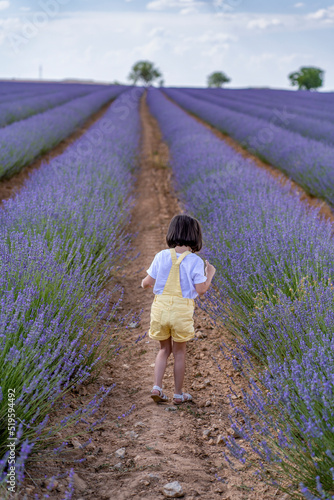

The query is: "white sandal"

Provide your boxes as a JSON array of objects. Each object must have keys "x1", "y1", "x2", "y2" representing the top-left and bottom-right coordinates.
[
  {"x1": 150, "y1": 385, "x2": 169, "y2": 403},
  {"x1": 173, "y1": 392, "x2": 193, "y2": 405}
]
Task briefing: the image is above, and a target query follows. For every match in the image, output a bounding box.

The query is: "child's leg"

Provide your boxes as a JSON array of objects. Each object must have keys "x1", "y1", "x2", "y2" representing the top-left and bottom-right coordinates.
[
  {"x1": 172, "y1": 340, "x2": 187, "y2": 395},
  {"x1": 153, "y1": 338, "x2": 172, "y2": 388}
]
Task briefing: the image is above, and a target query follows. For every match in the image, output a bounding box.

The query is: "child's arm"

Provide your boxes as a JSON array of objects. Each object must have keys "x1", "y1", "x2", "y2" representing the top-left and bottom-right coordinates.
[
  {"x1": 141, "y1": 274, "x2": 156, "y2": 289},
  {"x1": 195, "y1": 260, "x2": 216, "y2": 296},
  {"x1": 142, "y1": 251, "x2": 159, "y2": 289}
]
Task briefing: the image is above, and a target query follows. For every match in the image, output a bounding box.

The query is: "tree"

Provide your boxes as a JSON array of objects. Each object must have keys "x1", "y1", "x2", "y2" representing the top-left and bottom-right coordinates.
[
  {"x1": 128, "y1": 61, "x2": 162, "y2": 86},
  {"x1": 207, "y1": 71, "x2": 231, "y2": 88},
  {"x1": 288, "y1": 66, "x2": 324, "y2": 91}
]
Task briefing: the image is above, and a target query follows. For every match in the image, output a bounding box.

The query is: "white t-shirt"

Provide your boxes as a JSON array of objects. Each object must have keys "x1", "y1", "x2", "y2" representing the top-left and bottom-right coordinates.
[{"x1": 147, "y1": 249, "x2": 207, "y2": 299}]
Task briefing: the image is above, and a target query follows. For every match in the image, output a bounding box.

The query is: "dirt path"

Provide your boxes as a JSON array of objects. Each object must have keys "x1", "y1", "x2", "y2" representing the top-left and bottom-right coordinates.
[
  {"x1": 0, "y1": 99, "x2": 115, "y2": 204},
  {"x1": 19, "y1": 94, "x2": 291, "y2": 500}
]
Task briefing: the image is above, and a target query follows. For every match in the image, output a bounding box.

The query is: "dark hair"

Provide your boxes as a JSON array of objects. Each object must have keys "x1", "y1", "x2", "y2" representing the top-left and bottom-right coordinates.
[{"x1": 166, "y1": 214, "x2": 203, "y2": 252}]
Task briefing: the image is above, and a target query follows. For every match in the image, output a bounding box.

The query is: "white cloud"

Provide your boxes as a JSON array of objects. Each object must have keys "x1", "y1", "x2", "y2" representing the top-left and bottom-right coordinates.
[
  {"x1": 0, "y1": 16, "x2": 23, "y2": 46},
  {"x1": 19, "y1": 6, "x2": 31, "y2": 11},
  {"x1": 0, "y1": 9, "x2": 333, "y2": 90},
  {"x1": 211, "y1": 0, "x2": 233, "y2": 12},
  {"x1": 279, "y1": 53, "x2": 305, "y2": 65},
  {"x1": 0, "y1": 0, "x2": 10, "y2": 10},
  {"x1": 146, "y1": 0, "x2": 204, "y2": 14},
  {"x1": 307, "y1": 5, "x2": 334, "y2": 23},
  {"x1": 247, "y1": 17, "x2": 282, "y2": 30},
  {"x1": 148, "y1": 27, "x2": 168, "y2": 37},
  {"x1": 180, "y1": 7, "x2": 197, "y2": 14},
  {"x1": 248, "y1": 52, "x2": 275, "y2": 66},
  {"x1": 197, "y1": 32, "x2": 237, "y2": 43},
  {"x1": 294, "y1": 2, "x2": 304, "y2": 7},
  {"x1": 201, "y1": 43, "x2": 230, "y2": 57},
  {"x1": 247, "y1": 51, "x2": 312, "y2": 73},
  {"x1": 173, "y1": 30, "x2": 237, "y2": 57}
]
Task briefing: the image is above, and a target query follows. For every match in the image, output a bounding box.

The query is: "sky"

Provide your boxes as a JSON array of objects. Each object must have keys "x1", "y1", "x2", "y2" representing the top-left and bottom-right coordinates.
[{"x1": 0, "y1": 0, "x2": 333, "y2": 90}]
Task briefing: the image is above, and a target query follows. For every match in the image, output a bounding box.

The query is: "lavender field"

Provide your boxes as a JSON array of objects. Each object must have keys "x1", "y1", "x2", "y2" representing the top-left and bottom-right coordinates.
[
  {"x1": 164, "y1": 87, "x2": 334, "y2": 207},
  {"x1": 0, "y1": 83, "x2": 143, "y2": 496},
  {"x1": 148, "y1": 87, "x2": 334, "y2": 499},
  {"x1": 1, "y1": 80, "x2": 334, "y2": 499},
  {"x1": 0, "y1": 84, "x2": 127, "y2": 179}
]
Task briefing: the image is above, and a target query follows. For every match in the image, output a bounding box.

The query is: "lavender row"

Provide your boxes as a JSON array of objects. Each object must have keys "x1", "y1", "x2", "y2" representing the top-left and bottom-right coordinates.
[
  {"x1": 0, "y1": 87, "x2": 58, "y2": 105},
  {"x1": 0, "y1": 81, "x2": 105, "y2": 98},
  {"x1": 218, "y1": 87, "x2": 334, "y2": 111},
  {"x1": 147, "y1": 88, "x2": 334, "y2": 499},
  {"x1": 214, "y1": 88, "x2": 334, "y2": 122},
  {"x1": 164, "y1": 88, "x2": 334, "y2": 207},
  {"x1": 239, "y1": 87, "x2": 334, "y2": 108},
  {"x1": 182, "y1": 88, "x2": 334, "y2": 145},
  {"x1": 0, "y1": 85, "x2": 127, "y2": 179},
  {"x1": 0, "y1": 83, "x2": 88, "y2": 106},
  {"x1": 0, "y1": 87, "x2": 143, "y2": 492},
  {"x1": 0, "y1": 86, "x2": 99, "y2": 128}
]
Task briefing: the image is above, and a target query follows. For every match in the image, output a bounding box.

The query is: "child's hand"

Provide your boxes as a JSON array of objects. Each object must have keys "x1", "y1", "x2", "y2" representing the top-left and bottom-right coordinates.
[
  {"x1": 205, "y1": 260, "x2": 216, "y2": 279},
  {"x1": 141, "y1": 276, "x2": 155, "y2": 289}
]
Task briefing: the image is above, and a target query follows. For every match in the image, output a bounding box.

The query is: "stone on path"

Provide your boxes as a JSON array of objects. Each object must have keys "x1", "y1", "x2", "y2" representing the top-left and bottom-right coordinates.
[
  {"x1": 217, "y1": 434, "x2": 225, "y2": 445},
  {"x1": 148, "y1": 473, "x2": 160, "y2": 481},
  {"x1": 134, "y1": 421, "x2": 146, "y2": 428},
  {"x1": 115, "y1": 447, "x2": 126, "y2": 459},
  {"x1": 202, "y1": 429, "x2": 211, "y2": 440},
  {"x1": 125, "y1": 430, "x2": 139, "y2": 440},
  {"x1": 71, "y1": 437, "x2": 82, "y2": 449},
  {"x1": 128, "y1": 321, "x2": 140, "y2": 328},
  {"x1": 72, "y1": 473, "x2": 87, "y2": 492},
  {"x1": 162, "y1": 481, "x2": 184, "y2": 498}
]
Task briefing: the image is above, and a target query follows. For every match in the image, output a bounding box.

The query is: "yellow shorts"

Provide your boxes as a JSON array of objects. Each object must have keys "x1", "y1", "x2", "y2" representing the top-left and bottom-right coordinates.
[{"x1": 148, "y1": 294, "x2": 195, "y2": 343}]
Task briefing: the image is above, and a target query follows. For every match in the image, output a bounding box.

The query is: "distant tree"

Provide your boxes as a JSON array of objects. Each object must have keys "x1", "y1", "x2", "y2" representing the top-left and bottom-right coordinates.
[
  {"x1": 158, "y1": 78, "x2": 165, "y2": 87},
  {"x1": 207, "y1": 71, "x2": 231, "y2": 88},
  {"x1": 288, "y1": 66, "x2": 324, "y2": 90},
  {"x1": 128, "y1": 61, "x2": 162, "y2": 86}
]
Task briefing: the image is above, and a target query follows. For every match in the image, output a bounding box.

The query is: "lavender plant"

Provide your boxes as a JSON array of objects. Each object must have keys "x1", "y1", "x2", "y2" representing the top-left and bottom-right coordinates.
[
  {"x1": 0, "y1": 87, "x2": 143, "y2": 494},
  {"x1": 0, "y1": 88, "x2": 55, "y2": 105},
  {"x1": 163, "y1": 88, "x2": 334, "y2": 208},
  {"x1": 198, "y1": 87, "x2": 334, "y2": 124},
  {"x1": 182, "y1": 88, "x2": 334, "y2": 145},
  {"x1": 147, "y1": 88, "x2": 334, "y2": 499},
  {"x1": 0, "y1": 86, "x2": 99, "y2": 128},
  {"x1": 0, "y1": 86, "x2": 127, "y2": 179}
]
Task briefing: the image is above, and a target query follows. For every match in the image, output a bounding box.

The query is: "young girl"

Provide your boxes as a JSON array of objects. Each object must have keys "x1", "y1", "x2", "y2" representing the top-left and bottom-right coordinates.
[{"x1": 141, "y1": 214, "x2": 216, "y2": 405}]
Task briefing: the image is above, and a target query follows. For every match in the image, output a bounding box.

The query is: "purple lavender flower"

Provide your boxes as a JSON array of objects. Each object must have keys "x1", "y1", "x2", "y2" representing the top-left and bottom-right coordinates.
[
  {"x1": 163, "y1": 87, "x2": 334, "y2": 207},
  {"x1": 0, "y1": 85, "x2": 128, "y2": 179}
]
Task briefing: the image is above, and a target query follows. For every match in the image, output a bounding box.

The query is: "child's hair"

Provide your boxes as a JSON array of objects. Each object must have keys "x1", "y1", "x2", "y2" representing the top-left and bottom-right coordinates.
[{"x1": 166, "y1": 214, "x2": 203, "y2": 252}]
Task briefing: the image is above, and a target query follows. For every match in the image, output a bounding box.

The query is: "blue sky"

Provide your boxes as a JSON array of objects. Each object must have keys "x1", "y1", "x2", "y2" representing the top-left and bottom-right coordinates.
[{"x1": 0, "y1": 0, "x2": 333, "y2": 89}]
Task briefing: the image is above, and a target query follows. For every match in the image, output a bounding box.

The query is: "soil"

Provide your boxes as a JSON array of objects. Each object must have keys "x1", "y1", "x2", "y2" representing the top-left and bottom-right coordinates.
[
  {"x1": 13, "y1": 94, "x2": 291, "y2": 500},
  {"x1": 0, "y1": 99, "x2": 115, "y2": 205}
]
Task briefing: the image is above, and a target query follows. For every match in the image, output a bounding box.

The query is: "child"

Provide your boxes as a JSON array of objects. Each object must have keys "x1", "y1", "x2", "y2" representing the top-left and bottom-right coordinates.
[{"x1": 141, "y1": 214, "x2": 216, "y2": 405}]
